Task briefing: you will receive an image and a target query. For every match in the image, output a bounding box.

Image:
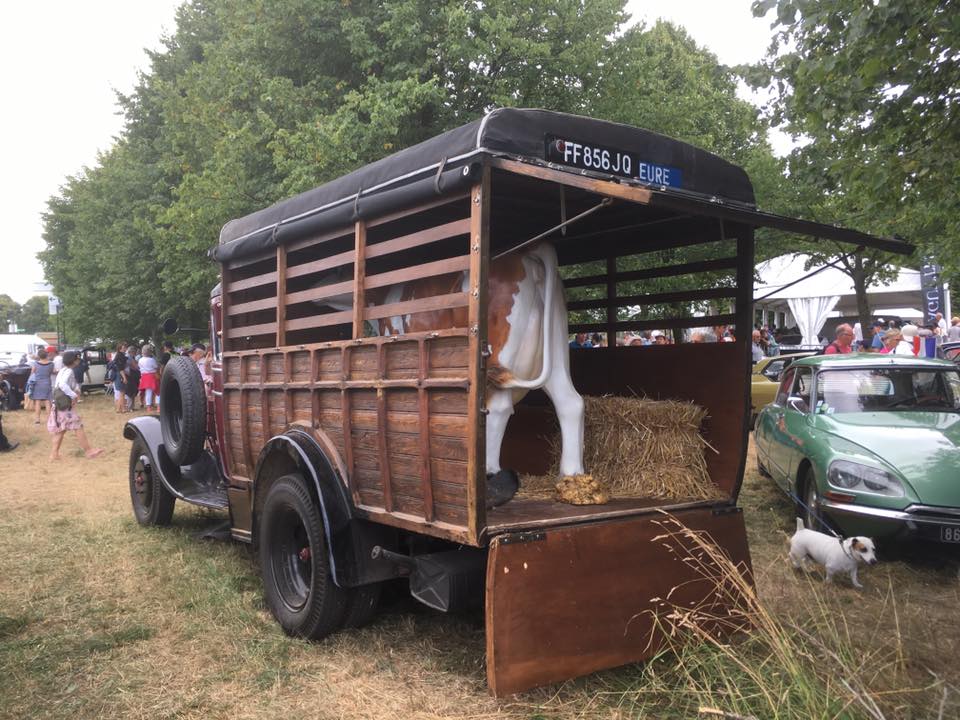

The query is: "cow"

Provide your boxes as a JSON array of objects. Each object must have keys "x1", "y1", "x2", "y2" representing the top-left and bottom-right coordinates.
[{"x1": 374, "y1": 243, "x2": 586, "y2": 507}]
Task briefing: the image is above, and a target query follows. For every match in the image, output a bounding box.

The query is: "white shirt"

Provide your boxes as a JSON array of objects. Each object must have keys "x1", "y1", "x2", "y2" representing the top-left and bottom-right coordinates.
[
  {"x1": 893, "y1": 340, "x2": 915, "y2": 356},
  {"x1": 53, "y1": 354, "x2": 63, "y2": 372},
  {"x1": 55, "y1": 366, "x2": 80, "y2": 398},
  {"x1": 138, "y1": 356, "x2": 158, "y2": 374}
]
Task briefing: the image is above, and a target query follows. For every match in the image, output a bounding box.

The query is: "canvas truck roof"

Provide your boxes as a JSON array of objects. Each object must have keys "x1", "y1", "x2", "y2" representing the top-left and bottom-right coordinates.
[{"x1": 214, "y1": 108, "x2": 913, "y2": 264}]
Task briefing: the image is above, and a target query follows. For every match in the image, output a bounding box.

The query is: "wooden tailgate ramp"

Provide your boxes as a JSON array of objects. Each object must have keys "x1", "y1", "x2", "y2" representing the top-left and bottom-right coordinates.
[{"x1": 484, "y1": 507, "x2": 752, "y2": 696}]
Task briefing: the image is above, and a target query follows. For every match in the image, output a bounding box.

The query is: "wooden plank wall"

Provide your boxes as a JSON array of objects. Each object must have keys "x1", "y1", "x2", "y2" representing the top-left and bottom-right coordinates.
[{"x1": 220, "y1": 191, "x2": 480, "y2": 544}]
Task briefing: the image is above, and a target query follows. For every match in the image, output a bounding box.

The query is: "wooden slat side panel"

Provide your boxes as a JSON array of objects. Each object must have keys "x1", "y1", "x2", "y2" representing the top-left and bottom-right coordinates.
[
  {"x1": 485, "y1": 508, "x2": 753, "y2": 696},
  {"x1": 316, "y1": 349, "x2": 343, "y2": 381},
  {"x1": 266, "y1": 389, "x2": 287, "y2": 436},
  {"x1": 384, "y1": 342, "x2": 419, "y2": 380},
  {"x1": 266, "y1": 354, "x2": 285, "y2": 383},
  {"x1": 291, "y1": 389, "x2": 312, "y2": 425},
  {"x1": 224, "y1": 357, "x2": 241, "y2": 384},
  {"x1": 364, "y1": 218, "x2": 471, "y2": 260},
  {"x1": 349, "y1": 346, "x2": 378, "y2": 381},
  {"x1": 364, "y1": 292, "x2": 469, "y2": 322},
  {"x1": 364, "y1": 254, "x2": 471, "y2": 290},
  {"x1": 290, "y1": 351, "x2": 311, "y2": 382},
  {"x1": 428, "y1": 336, "x2": 470, "y2": 378}
]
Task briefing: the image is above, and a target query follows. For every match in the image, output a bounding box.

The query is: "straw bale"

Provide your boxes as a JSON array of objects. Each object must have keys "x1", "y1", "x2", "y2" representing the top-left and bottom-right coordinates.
[{"x1": 517, "y1": 395, "x2": 724, "y2": 503}]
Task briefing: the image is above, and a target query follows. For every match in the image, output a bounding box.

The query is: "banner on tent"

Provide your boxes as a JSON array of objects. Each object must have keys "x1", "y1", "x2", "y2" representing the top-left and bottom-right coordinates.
[{"x1": 921, "y1": 259, "x2": 945, "y2": 326}]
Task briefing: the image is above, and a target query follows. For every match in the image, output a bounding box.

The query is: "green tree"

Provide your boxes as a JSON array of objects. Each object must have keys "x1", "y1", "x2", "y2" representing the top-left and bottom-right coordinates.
[
  {"x1": 747, "y1": 0, "x2": 957, "y2": 323},
  {"x1": 18, "y1": 296, "x2": 54, "y2": 334},
  {"x1": 0, "y1": 295, "x2": 20, "y2": 333},
  {"x1": 43, "y1": 0, "x2": 784, "y2": 340}
]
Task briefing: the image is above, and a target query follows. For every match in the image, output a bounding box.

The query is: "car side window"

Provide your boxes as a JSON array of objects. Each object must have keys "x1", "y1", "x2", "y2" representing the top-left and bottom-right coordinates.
[
  {"x1": 791, "y1": 368, "x2": 813, "y2": 412},
  {"x1": 775, "y1": 368, "x2": 796, "y2": 406}
]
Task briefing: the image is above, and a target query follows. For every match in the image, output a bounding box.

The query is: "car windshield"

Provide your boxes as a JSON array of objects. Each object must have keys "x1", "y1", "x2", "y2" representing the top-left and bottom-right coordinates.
[{"x1": 816, "y1": 368, "x2": 960, "y2": 413}]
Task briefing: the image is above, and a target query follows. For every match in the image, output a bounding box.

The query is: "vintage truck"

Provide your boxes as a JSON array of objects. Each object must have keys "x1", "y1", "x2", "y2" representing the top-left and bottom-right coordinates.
[{"x1": 124, "y1": 109, "x2": 910, "y2": 695}]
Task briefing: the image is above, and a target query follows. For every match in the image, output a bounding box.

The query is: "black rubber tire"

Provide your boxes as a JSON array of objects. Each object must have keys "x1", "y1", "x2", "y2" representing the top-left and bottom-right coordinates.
[
  {"x1": 343, "y1": 583, "x2": 382, "y2": 629},
  {"x1": 259, "y1": 474, "x2": 349, "y2": 640},
  {"x1": 160, "y1": 356, "x2": 206, "y2": 466},
  {"x1": 800, "y1": 468, "x2": 828, "y2": 533},
  {"x1": 129, "y1": 435, "x2": 176, "y2": 526}
]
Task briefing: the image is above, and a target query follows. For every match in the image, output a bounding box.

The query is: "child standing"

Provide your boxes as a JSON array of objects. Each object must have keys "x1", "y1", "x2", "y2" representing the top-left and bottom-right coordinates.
[{"x1": 138, "y1": 345, "x2": 160, "y2": 413}]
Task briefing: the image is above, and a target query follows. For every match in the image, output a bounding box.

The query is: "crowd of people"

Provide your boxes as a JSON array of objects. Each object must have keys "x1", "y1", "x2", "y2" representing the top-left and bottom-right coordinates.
[
  {"x1": 0, "y1": 340, "x2": 214, "y2": 460},
  {"x1": 569, "y1": 325, "x2": 740, "y2": 349}
]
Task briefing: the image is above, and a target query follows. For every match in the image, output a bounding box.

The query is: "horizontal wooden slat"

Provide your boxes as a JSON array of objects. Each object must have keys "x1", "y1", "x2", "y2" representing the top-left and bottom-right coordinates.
[
  {"x1": 569, "y1": 313, "x2": 737, "y2": 334},
  {"x1": 227, "y1": 271, "x2": 278, "y2": 292},
  {"x1": 225, "y1": 321, "x2": 277, "y2": 339},
  {"x1": 365, "y1": 255, "x2": 470, "y2": 290},
  {"x1": 364, "y1": 292, "x2": 469, "y2": 321},
  {"x1": 365, "y1": 219, "x2": 470, "y2": 260},
  {"x1": 285, "y1": 311, "x2": 353, "y2": 331},
  {"x1": 564, "y1": 257, "x2": 739, "y2": 288},
  {"x1": 286, "y1": 226, "x2": 354, "y2": 253},
  {"x1": 285, "y1": 280, "x2": 354, "y2": 306},
  {"x1": 286, "y1": 249, "x2": 356, "y2": 280},
  {"x1": 229, "y1": 296, "x2": 277, "y2": 315},
  {"x1": 366, "y1": 192, "x2": 469, "y2": 229},
  {"x1": 226, "y1": 251, "x2": 275, "y2": 270},
  {"x1": 567, "y1": 287, "x2": 736, "y2": 312},
  {"x1": 491, "y1": 157, "x2": 653, "y2": 205}
]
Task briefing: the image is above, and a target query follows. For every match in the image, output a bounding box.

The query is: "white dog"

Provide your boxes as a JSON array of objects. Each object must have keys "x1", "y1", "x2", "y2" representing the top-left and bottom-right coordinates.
[{"x1": 788, "y1": 518, "x2": 877, "y2": 588}]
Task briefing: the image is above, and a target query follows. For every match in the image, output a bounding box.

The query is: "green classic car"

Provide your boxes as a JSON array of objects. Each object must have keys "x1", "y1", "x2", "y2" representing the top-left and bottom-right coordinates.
[
  {"x1": 750, "y1": 352, "x2": 815, "y2": 427},
  {"x1": 755, "y1": 354, "x2": 960, "y2": 543}
]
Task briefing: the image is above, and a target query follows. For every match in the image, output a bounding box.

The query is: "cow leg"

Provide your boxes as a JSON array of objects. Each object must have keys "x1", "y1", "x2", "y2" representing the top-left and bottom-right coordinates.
[
  {"x1": 485, "y1": 387, "x2": 515, "y2": 474},
  {"x1": 543, "y1": 371, "x2": 585, "y2": 477},
  {"x1": 484, "y1": 387, "x2": 519, "y2": 507}
]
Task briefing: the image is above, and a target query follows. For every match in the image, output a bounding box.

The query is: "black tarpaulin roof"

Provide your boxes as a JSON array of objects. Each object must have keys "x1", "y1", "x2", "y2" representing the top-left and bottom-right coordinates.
[{"x1": 214, "y1": 108, "x2": 912, "y2": 263}]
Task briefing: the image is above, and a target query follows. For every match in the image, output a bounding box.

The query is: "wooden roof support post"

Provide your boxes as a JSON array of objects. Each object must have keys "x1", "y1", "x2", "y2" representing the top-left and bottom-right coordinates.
[
  {"x1": 467, "y1": 166, "x2": 491, "y2": 543},
  {"x1": 276, "y1": 244, "x2": 287, "y2": 347},
  {"x1": 353, "y1": 220, "x2": 367, "y2": 339}
]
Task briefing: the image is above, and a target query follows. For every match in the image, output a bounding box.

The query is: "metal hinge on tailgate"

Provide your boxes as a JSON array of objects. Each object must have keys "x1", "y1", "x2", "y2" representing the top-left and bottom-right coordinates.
[
  {"x1": 499, "y1": 531, "x2": 546, "y2": 545},
  {"x1": 711, "y1": 504, "x2": 743, "y2": 517}
]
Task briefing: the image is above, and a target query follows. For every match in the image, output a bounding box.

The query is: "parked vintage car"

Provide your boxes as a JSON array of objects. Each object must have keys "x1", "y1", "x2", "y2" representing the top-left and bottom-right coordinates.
[
  {"x1": 0, "y1": 361, "x2": 31, "y2": 410},
  {"x1": 755, "y1": 354, "x2": 960, "y2": 543},
  {"x1": 750, "y1": 352, "x2": 815, "y2": 427}
]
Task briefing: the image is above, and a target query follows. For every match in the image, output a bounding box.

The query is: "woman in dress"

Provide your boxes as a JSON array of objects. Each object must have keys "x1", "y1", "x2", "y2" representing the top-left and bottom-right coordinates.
[
  {"x1": 125, "y1": 353, "x2": 141, "y2": 411},
  {"x1": 137, "y1": 344, "x2": 160, "y2": 413},
  {"x1": 48, "y1": 351, "x2": 103, "y2": 460},
  {"x1": 31, "y1": 348, "x2": 55, "y2": 426}
]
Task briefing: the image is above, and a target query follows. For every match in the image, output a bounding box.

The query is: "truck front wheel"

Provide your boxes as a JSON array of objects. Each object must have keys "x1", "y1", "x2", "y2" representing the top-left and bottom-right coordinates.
[
  {"x1": 259, "y1": 474, "x2": 349, "y2": 639},
  {"x1": 129, "y1": 435, "x2": 176, "y2": 526}
]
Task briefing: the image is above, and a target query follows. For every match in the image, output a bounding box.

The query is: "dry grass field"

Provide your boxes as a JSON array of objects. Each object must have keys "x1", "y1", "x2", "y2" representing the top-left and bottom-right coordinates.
[{"x1": 2, "y1": 393, "x2": 959, "y2": 719}]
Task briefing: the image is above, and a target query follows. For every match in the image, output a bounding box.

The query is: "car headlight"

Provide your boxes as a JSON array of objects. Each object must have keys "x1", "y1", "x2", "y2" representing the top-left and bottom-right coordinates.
[{"x1": 828, "y1": 460, "x2": 904, "y2": 497}]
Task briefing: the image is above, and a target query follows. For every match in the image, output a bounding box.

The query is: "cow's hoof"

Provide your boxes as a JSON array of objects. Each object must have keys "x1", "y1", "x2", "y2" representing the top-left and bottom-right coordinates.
[{"x1": 486, "y1": 469, "x2": 519, "y2": 509}]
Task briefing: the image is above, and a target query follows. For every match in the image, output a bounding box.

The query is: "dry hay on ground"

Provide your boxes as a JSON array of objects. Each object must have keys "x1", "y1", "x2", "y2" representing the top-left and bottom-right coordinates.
[{"x1": 518, "y1": 395, "x2": 725, "y2": 503}]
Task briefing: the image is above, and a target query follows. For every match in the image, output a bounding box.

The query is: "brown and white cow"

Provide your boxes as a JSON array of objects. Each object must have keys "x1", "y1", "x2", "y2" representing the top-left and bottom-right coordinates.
[{"x1": 375, "y1": 243, "x2": 586, "y2": 504}]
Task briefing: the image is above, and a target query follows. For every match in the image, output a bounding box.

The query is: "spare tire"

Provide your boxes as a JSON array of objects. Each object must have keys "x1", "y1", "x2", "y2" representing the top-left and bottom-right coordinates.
[{"x1": 160, "y1": 356, "x2": 207, "y2": 466}]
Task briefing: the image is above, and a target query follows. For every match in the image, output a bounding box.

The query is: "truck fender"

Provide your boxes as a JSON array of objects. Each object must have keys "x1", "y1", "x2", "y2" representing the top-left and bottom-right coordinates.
[
  {"x1": 123, "y1": 416, "x2": 187, "y2": 502},
  {"x1": 252, "y1": 429, "x2": 396, "y2": 588}
]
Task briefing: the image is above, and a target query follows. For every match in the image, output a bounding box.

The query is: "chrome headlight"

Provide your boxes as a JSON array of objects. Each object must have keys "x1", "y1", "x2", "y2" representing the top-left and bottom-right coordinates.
[{"x1": 828, "y1": 460, "x2": 904, "y2": 497}]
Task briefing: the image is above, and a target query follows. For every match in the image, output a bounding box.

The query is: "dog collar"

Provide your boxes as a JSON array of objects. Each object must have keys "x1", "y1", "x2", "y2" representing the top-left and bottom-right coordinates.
[{"x1": 839, "y1": 537, "x2": 854, "y2": 560}]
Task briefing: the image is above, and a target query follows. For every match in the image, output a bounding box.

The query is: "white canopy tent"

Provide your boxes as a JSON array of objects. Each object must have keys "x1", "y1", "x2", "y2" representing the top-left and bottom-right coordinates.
[{"x1": 754, "y1": 254, "x2": 942, "y2": 346}]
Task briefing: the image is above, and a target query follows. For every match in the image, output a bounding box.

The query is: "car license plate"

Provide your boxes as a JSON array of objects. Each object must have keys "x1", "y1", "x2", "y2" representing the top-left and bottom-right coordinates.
[
  {"x1": 544, "y1": 134, "x2": 683, "y2": 187},
  {"x1": 940, "y1": 526, "x2": 960, "y2": 543}
]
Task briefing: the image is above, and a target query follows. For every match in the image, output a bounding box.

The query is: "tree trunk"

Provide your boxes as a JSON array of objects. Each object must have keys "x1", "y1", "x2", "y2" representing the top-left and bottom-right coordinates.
[{"x1": 851, "y1": 254, "x2": 872, "y2": 348}]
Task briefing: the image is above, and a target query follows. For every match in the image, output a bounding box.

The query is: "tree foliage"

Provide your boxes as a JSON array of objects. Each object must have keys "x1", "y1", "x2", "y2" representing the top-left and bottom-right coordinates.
[
  {"x1": 748, "y1": 0, "x2": 958, "y2": 306},
  {"x1": 42, "y1": 0, "x2": 784, "y2": 343},
  {"x1": 18, "y1": 297, "x2": 54, "y2": 334}
]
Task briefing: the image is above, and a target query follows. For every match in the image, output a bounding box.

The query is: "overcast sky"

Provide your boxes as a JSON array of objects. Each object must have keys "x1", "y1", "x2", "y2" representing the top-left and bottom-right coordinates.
[{"x1": 0, "y1": 0, "x2": 780, "y2": 305}]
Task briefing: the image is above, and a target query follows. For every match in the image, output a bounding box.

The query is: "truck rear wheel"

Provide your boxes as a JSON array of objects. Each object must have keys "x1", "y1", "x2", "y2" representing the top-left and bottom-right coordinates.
[
  {"x1": 129, "y1": 435, "x2": 176, "y2": 526},
  {"x1": 159, "y1": 356, "x2": 206, "y2": 466},
  {"x1": 259, "y1": 474, "x2": 349, "y2": 639}
]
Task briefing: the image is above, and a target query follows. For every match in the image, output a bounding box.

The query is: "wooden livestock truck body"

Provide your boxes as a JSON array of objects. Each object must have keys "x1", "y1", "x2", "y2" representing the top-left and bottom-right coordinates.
[{"x1": 126, "y1": 109, "x2": 911, "y2": 695}]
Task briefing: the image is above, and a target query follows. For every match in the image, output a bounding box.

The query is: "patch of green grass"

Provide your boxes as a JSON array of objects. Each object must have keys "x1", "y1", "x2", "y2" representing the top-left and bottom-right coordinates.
[{"x1": 0, "y1": 615, "x2": 29, "y2": 640}]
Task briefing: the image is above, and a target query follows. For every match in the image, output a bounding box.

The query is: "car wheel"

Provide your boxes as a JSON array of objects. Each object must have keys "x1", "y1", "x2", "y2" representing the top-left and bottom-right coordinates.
[
  {"x1": 259, "y1": 474, "x2": 350, "y2": 639},
  {"x1": 129, "y1": 435, "x2": 176, "y2": 526},
  {"x1": 800, "y1": 468, "x2": 829, "y2": 533}
]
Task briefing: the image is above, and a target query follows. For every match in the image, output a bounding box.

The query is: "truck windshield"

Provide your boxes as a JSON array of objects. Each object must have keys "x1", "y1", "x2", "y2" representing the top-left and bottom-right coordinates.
[{"x1": 816, "y1": 368, "x2": 960, "y2": 413}]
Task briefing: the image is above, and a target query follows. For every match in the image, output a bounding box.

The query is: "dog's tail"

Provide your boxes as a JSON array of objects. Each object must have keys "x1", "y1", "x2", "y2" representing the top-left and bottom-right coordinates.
[{"x1": 796, "y1": 517, "x2": 805, "y2": 533}]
